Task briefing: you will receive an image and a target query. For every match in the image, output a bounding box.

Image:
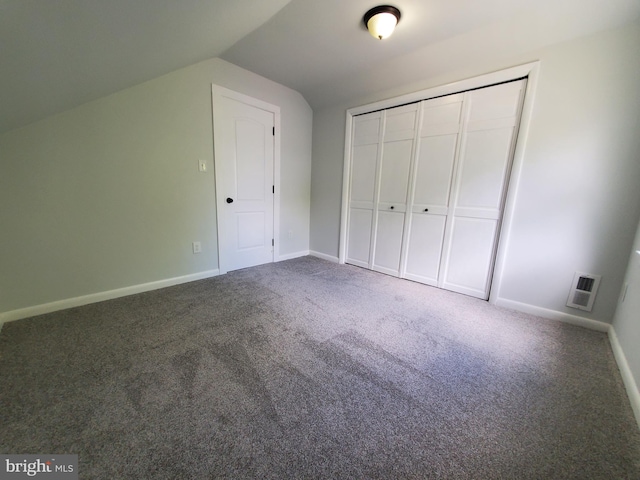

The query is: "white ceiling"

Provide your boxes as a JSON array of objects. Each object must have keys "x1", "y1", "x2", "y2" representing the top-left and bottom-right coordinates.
[
  {"x1": 223, "y1": 0, "x2": 640, "y2": 109},
  {"x1": 1, "y1": 0, "x2": 639, "y2": 134}
]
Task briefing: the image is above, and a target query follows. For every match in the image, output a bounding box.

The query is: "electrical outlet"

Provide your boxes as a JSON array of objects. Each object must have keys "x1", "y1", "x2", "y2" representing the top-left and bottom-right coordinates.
[
  {"x1": 192, "y1": 241, "x2": 202, "y2": 254},
  {"x1": 198, "y1": 160, "x2": 207, "y2": 172}
]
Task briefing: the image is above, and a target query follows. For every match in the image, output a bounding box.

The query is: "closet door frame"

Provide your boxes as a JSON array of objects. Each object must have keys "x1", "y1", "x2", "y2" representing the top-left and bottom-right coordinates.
[{"x1": 339, "y1": 62, "x2": 540, "y2": 304}]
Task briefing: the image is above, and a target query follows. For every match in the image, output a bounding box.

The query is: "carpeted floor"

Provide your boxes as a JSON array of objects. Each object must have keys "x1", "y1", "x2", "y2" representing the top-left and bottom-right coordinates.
[{"x1": 1, "y1": 256, "x2": 639, "y2": 479}]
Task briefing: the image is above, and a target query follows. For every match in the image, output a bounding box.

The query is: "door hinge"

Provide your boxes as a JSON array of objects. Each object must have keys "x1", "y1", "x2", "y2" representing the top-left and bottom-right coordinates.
[
  {"x1": 272, "y1": 239, "x2": 274, "y2": 246},
  {"x1": 272, "y1": 126, "x2": 275, "y2": 136}
]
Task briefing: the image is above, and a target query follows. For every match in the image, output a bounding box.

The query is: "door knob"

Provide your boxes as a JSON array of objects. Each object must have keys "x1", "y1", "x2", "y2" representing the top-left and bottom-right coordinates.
[
  {"x1": 390, "y1": 206, "x2": 394, "y2": 210},
  {"x1": 226, "y1": 197, "x2": 234, "y2": 204},
  {"x1": 424, "y1": 208, "x2": 429, "y2": 212}
]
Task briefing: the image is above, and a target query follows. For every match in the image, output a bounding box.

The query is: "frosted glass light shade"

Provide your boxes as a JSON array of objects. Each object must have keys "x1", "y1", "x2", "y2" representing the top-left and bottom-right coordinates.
[
  {"x1": 363, "y1": 5, "x2": 401, "y2": 40},
  {"x1": 367, "y1": 12, "x2": 398, "y2": 39}
]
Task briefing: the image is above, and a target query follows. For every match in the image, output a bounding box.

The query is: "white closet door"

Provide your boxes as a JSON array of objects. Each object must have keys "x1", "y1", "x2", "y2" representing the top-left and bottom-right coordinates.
[
  {"x1": 372, "y1": 104, "x2": 418, "y2": 276},
  {"x1": 345, "y1": 79, "x2": 526, "y2": 301},
  {"x1": 346, "y1": 112, "x2": 382, "y2": 268},
  {"x1": 404, "y1": 95, "x2": 463, "y2": 285},
  {"x1": 440, "y1": 80, "x2": 525, "y2": 298}
]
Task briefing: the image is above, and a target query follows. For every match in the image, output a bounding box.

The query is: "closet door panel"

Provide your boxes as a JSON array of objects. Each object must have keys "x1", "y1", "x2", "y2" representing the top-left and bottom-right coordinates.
[
  {"x1": 373, "y1": 210, "x2": 405, "y2": 275},
  {"x1": 351, "y1": 143, "x2": 378, "y2": 206},
  {"x1": 354, "y1": 114, "x2": 382, "y2": 146},
  {"x1": 347, "y1": 208, "x2": 374, "y2": 267},
  {"x1": 403, "y1": 95, "x2": 462, "y2": 285},
  {"x1": 384, "y1": 104, "x2": 419, "y2": 141},
  {"x1": 347, "y1": 112, "x2": 382, "y2": 267},
  {"x1": 422, "y1": 101, "x2": 462, "y2": 126},
  {"x1": 467, "y1": 82, "x2": 522, "y2": 122},
  {"x1": 442, "y1": 217, "x2": 498, "y2": 297},
  {"x1": 373, "y1": 105, "x2": 416, "y2": 275},
  {"x1": 404, "y1": 213, "x2": 447, "y2": 285},
  {"x1": 455, "y1": 128, "x2": 514, "y2": 212},
  {"x1": 413, "y1": 134, "x2": 458, "y2": 208},
  {"x1": 379, "y1": 139, "x2": 413, "y2": 206},
  {"x1": 441, "y1": 79, "x2": 525, "y2": 299}
]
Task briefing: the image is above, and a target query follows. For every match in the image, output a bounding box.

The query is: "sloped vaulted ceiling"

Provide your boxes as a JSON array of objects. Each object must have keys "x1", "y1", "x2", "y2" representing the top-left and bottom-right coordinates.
[{"x1": 0, "y1": 0, "x2": 291, "y2": 134}]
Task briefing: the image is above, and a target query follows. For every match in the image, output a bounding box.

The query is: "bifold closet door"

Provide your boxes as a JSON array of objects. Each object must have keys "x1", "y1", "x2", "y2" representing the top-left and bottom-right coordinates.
[
  {"x1": 404, "y1": 94, "x2": 464, "y2": 286},
  {"x1": 346, "y1": 105, "x2": 417, "y2": 276},
  {"x1": 440, "y1": 80, "x2": 526, "y2": 298},
  {"x1": 346, "y1": 112, "x2": 381, "y2": 268},
  {"x1": 345, "y1": 79, "x2": 525, "y2": 300},
  {"x1": 372, "y1": 104, "x2": 417, "y2": 276}
]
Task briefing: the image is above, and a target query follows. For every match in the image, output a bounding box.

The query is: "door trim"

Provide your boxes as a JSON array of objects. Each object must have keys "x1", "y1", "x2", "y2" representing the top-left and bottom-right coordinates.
[
  {"x1": 212, "y1": 85, "x2": 281, "y2": 274},
  {"x1": 339, "y1": 62, "x2": 540, "y2": 303}
]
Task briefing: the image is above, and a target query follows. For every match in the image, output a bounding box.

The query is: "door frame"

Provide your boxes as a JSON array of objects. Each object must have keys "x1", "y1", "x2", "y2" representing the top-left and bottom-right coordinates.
[
  {"x1": 339, "y1": 62, "x2": 540, "y2": 304},
  {"x1": 211, "y1": 85, "x2": 281, "y2": 274}
]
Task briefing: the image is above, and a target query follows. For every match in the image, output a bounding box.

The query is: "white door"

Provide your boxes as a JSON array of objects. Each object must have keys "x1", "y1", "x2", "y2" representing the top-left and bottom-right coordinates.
[
  {"x1": 372, "y1": 104, "x2": 417, "y2": 276},
  {"x1": 404, "y1": 94, "x2": 464, "y2": 286},
  {"x1": 212, "y1": 86, "x2": 277, "y2": 274},
  {"x1": 345, "y1": 79, "x2": 526, "y2": 300},
  {"x1": 346, "y1": 111, "x2": 382, "y2": 268},
  {"x1": 439, "y1": 80, "x2": 526, "y2": 298},
  {"x1": 346, "y1": 105, "x2": 417, "y2": 276}
]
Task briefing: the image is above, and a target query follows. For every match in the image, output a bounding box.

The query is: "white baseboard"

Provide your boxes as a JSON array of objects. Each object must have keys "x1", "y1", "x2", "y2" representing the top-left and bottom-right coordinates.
[
  {"x1": 494, "y1": 298, "x2": 610, "y2": 332},
  {"x1": 0, "y1": 269, "x2": 220, "y2": 327},
  {"x1": 277, "y1": 250, "x2": 310, "y2": 261},
  {"x1": 609, "y1": 327, "x2": 640, "y2": 428},
  {"x1": 309, "y1": 250, "x2": 340, "y2": 263}
]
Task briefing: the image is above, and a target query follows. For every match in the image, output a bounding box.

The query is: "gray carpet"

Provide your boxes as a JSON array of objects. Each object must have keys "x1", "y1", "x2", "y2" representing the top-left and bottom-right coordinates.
[{"x1": 1, "y1": 256, "x2": 639, "y2": 479}]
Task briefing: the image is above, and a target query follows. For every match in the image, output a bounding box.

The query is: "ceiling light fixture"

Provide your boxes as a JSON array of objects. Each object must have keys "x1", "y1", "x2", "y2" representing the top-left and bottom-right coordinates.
[{"x1": 363, "y1": 5, "x2": 401, "y2": 40}]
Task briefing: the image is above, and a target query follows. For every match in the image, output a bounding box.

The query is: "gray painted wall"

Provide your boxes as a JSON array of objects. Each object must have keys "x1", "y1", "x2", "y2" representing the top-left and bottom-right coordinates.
[
  {"x1": 310, "y1": 20, "x2": 640, "y2": 324},
  {"x1": 0, "y1": 58, "x2": 312, "y2": 314}
]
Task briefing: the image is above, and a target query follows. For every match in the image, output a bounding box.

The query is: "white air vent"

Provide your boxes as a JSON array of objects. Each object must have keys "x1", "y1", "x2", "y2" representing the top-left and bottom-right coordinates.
[{"x1": 566, "y1": 272, "x2": 601, "y2": 312}]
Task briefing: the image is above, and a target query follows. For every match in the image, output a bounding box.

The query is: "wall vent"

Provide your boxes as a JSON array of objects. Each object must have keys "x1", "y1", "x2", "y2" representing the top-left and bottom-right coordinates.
[{"x1": 566, "y1": 272, "x2": 601, "y2": 312}]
